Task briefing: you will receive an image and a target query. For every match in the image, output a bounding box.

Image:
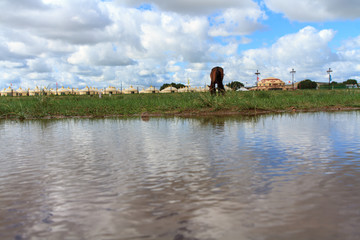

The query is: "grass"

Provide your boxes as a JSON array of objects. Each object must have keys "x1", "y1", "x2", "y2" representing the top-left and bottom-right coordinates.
[{"x1": 1, "y1": 89, "x2": 360, "y2": 119}]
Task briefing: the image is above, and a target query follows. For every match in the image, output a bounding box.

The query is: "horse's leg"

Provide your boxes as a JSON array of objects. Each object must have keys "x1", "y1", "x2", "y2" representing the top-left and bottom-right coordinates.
[
  {"x1": 210, "y1": 81, "x2": 216, "y2": 95},
  {"x1": 217, "y1": 80, "x2": 225, "y2": 95},
  {"x1": 210, "y1": 72, "x2": 216, "y2": 95}
]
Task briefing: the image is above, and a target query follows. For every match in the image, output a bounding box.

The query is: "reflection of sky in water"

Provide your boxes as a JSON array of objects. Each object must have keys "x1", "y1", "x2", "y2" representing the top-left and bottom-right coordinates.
[{"x1": 0, "y1": 111, "x2": 359, "y2": 240}]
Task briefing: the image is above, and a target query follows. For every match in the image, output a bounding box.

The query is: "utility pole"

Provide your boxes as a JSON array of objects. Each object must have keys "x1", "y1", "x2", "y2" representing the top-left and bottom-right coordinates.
[
  {"x1": 290, "y1": 68, "x2": 296, "y2": 90},
  {"x1": 327, "y1": 68, "x2": 333, "y2": 90},
  {"x1": 255, "y1": 70, "x2": 260, "y2": 88}
]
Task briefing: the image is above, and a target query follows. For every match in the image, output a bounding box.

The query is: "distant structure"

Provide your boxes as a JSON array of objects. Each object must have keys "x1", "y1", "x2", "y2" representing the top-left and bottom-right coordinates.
[
  {"x1": 0, "y1": 85, "x2": 212, "y2": 97},
  {"x1": 290, "y1": 68, "x2": 296, "y2": 90},
  {"x1": 250, "y1": 77, "x2": 286, "y2": 91},
  {"x1": 255, "y1": 70, "x2": 260, "y2": 85},
  {"x1": 327, "y1": 68, "x2": 333, "y2": 87}
]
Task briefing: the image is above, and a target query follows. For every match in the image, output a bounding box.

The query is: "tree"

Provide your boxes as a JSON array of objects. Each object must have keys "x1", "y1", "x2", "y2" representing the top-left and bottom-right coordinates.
[
  {"x1": 298, "y1": 79, "x2": 317, "y2": 89},
  {"x1": 159, "y1": 82, "x2": 186, "y2": 91},
  {"x1": 343, "y1": 79, "x2": 358, "y2": 85},
  {"x1": 226, "y1": 81, "x2": 244, "y2": 91}
]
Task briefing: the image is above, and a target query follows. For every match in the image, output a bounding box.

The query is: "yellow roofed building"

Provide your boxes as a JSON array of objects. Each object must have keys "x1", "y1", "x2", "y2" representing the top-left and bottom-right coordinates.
[
  {"x1": 104, "y1": 86, "x2": 118, "y2": 95},
  {"x1": 143, "y1": 86, "x2": 159, "y2": 94},
  {"x1": 79, "y1": 86, "x2": 91, "y2": 95},
  {"x1": 28, "y1": 86, "x2": 42, "y2": 96},
  {"x1": 123, "y1": 86, "x2": 138, "y2": 94},
  {"x1": 160, "y1": 86, "x2": 178, "y2": 93},
  {"x1": 254, "y1": 77, "x2": 286, "y2": 91},
  {"x1": 57, "y1": 87, "x2": 72, "y2": 95},
  {"x1": 2, "y1": 87, "x2": 14, "y2": 96},
  {"x1": 16, "y1": 87, "x2": 28, "y2": 96}
]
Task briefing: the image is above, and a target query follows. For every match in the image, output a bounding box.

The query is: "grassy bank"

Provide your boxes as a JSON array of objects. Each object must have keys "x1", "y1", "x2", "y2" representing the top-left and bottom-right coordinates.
[{"x1": 1, "y1": 89, "x2": 360, "y2": 119}]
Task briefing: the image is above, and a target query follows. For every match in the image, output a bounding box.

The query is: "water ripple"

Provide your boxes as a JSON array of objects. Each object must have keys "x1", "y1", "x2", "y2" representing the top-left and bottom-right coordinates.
[{"x1": 0, "y1": 112, "x2": 360, "y2": 240}]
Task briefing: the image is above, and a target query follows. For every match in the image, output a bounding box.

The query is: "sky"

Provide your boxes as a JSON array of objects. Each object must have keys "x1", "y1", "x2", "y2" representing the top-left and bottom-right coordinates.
[{"x1": 1, "y1": 0, "x2": 360, "y2": 90}]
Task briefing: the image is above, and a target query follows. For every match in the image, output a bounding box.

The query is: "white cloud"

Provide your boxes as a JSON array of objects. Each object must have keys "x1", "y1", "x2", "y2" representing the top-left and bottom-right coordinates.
[
  {"x1": 338, "y1": 36, "x2": 360, "y2": 62},
  {"x1": 0, "y1": 0, "x2": 359, "y2": 90},
  {"x1": 140, "y1": 13, "x2": 211, "y2": 62},
  {"x1": 222, "y1": 26, "x2": 340, "y2": 84},
  {"x1": 0, "y1": 0, "x2": 268, "y2": 89},
  {"x1": 117, "y1": 0, "x2": 266, "y2": 37},
  {"x1": 262, "y1": 26, "x2": 337, "y2": 69},
  {"x1": 264, "y1": 0, "x2": 360, "y2": 22},
  {"x1": 0, "y1": 0, "x2": 112, "y2": 44},
  {"x1": 209, "y1": 8, "x2": 265, "y2": 37},
  {"x1": 27, "y1": 58, "x2": 52, "y2": 73},
  {"x1": 117, "y1": 0, "x2": 259, "y2": 15},
  {"x1": 67, "y1": 43, "x2": 136, "y2": 66}
]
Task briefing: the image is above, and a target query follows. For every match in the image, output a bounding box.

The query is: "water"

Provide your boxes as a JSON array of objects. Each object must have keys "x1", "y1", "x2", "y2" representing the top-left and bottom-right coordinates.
[{"x1": 0, "y1": 112, "x2": 359, "y2": 240}]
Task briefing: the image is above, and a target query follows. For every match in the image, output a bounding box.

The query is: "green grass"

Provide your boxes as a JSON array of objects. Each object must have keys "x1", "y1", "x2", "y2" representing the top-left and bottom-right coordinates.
[{"x1": 1, "y1": 89, "x2": 360, "y2": 119}]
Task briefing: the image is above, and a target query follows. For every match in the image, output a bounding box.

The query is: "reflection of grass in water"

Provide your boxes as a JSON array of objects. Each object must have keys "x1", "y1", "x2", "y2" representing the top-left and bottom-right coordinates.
[{"x1": 0, "y1": 89, "x2": 360, "y2": 119}]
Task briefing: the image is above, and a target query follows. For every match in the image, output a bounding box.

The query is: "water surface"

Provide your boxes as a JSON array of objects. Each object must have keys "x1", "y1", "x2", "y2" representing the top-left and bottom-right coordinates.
[{"x1": 0, "y1": 111, "x2": 359, "y2": 240}]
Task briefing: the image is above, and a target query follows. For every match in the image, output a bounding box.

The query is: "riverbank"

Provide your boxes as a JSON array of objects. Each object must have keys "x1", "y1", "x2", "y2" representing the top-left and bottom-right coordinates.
[{"x1": 1, "y1": 90, "x2": 360, "y2": 119}]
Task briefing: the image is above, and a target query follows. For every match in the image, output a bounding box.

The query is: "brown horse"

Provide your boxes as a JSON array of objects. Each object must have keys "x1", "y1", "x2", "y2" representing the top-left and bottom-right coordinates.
[{"x1": 210, "y1": 66, "x2": 225, "y2": 95}]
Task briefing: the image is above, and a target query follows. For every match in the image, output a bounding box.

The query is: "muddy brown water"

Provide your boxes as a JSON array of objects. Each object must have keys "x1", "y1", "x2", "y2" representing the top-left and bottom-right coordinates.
[{"x1": 0, "y1": 111, "x2": 359, "y2": 240}]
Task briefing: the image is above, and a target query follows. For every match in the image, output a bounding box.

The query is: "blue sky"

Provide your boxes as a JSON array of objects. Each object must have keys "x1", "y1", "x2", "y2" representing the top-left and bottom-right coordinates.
[{"x1": 0, "y1": 0, "x2": 359, "y2": 90}]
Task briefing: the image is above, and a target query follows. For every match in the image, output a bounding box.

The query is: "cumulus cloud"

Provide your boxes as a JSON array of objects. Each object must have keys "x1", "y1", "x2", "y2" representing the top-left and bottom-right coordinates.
[
  {"x1": 0, "y1": 0, "x2": 359, "y2": 90},
  {"x1": 117, "y1": 0, "x2": 266, "y2": 37},
  {"x1": 335, "y1": 36, "x2": 360, "y2": 79},
  {"x1": 0, "y1": 0, "x2": 47, "y2": 10},
  {"x1": 338, "y1": 36, "x2": 360, "y2": 61},
  {"x1": 249, "y1": 26, "x2": 337, "y2": 69},
  {"x1": 27, "y1": 58, "x2": 52, "y2": 73},
  {"x1": 140, "y1": 13, "x2": 211, "y2": 62},
  {"x1": 209, "y1": 7, "x2": 265, "y2": 37},
  {"x1": 0, "y1": 0, "x2": 112, "y2": 44},
  {"x1": 117, "y1": 0, "x2": 259, "y2": 15},
  {"x1": 68, "y1": 43, "x2": 136, "y2": 66},
  {"x1": 264, "y1": 0, "x2": 360, "y2": 21},
  {"x1": 222, "y1": 26, "x2": 340, "y2": 84},
  {"x1": 0, "y1": 0, "x2": 268, "y2": 89}
]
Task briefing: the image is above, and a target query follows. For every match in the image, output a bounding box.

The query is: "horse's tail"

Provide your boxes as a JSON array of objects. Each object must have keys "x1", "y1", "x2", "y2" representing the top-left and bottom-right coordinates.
[{"x1": 215, "y1": 68, "x2": 222, "y2": 82}]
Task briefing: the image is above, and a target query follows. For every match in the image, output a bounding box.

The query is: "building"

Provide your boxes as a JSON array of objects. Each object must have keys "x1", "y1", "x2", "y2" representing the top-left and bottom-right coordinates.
[
  {"x1": 178, "y1": 87, "x2": 190, "y2": 93},
  {"x1": 253, "y1": 77, "x2": 286, "y2": 91},
  {"x1": 57, "y1": 87, "x2": 72, "y2": 95},
  {"x1": 79, "y1": 86, "x2": 91, "y2": 95},
  {"x1": 143, "y1": 86, "x2": 159, "y2": 94},
  {"x1": 2, "y1": 87, "x2": 14, "y2": 96},
  {"x1": 50, "y1": 88, "x2": 58, "y2": 95},
  {"x1": 123, "y1": 86, "x2": 138, "y2": 94},
  {"x1": 224, "y1": 86, "x2": 233, "y2": 91},
  {"x1": 28, "y1": 86, "x2": 42, "y2": 96},
  {"x1": 16, "y1": 87, "x2": 28, "y2": 96},
  {"x1": 160, "y1": 86, "x2": 178, "y2": 93},
  {"x1": 104, "y1": 86, "x2": 118, "y2": 95}
]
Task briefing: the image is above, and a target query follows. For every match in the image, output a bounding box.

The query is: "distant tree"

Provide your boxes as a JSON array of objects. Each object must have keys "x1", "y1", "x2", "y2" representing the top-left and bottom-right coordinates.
[
  {"x1": 329, "y1": 81, "x2": 348, "y2": 89},
  {"x1": 174, "y1": 83, "x2": 186, "y2": 89},
  {"x1": 298, "y1": 79, "x2": 317, "y2": 89},
  {"x1": 343, "y1": 79, "x2": 358, "y2": 85},
  {"x1": 159, "y1": 83, "x2": 186, "y2": 91},
  {"x1": 226, "y1": 81, "x2": 244, "y2": 90}
]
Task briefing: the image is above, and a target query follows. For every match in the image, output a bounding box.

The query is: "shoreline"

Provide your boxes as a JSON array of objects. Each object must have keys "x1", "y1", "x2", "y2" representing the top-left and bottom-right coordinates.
[{"x1": 2, "y1": 106, "x2": 359, "y2": 120}]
